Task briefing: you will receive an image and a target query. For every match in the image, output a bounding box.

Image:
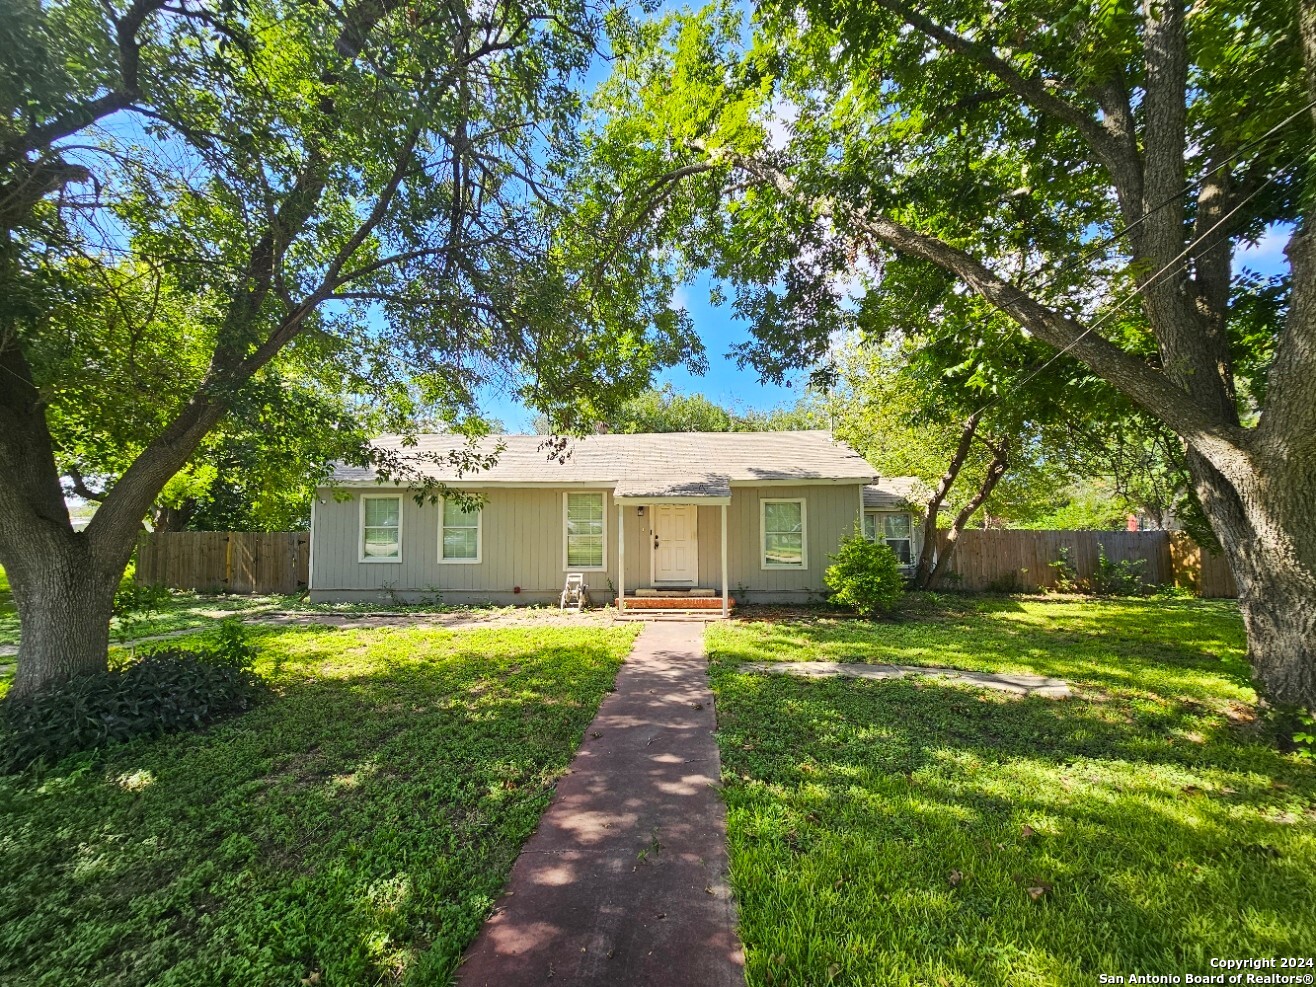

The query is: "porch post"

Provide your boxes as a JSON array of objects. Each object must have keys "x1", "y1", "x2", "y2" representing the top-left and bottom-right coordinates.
[
  {"x1": 618, "y1": 501, "x2": 625, "y2": 612},
  {"x1": 721, "y1": 502, "x2": 729, "y2": 618}
]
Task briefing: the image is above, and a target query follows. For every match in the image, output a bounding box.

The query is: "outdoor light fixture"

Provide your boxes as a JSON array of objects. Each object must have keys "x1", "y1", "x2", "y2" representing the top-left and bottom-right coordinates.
[{"x1": 636, "y1": 506, "x2": 646, "y2": 516}]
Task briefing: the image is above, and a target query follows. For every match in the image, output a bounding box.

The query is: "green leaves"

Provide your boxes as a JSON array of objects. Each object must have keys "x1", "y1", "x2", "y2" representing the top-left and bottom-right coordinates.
[{"x1": 824, "y1": 533, "x2": 905, "y2": 617}]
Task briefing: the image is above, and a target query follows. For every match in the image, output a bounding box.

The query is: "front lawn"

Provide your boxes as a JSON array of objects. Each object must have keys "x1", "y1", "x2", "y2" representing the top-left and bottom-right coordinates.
[
  {"x1": 708, "y1": 597, "x2": 1316, "y2": 987},
  {"x1": 0, "y1": 623, "x2": 637, "y2": 986}
]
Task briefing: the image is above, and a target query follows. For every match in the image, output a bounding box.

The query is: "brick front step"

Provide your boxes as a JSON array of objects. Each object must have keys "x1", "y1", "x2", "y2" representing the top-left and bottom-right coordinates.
[{"x1": 618, "y1": 597, "x2": 735, "y2": 610}]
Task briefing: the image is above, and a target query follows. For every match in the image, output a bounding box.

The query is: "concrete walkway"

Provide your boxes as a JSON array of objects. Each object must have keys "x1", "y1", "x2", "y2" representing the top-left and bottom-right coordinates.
[
  {"x1": 742, "y1": 660, "x2": 1071, "y2": 698},
  {"x1": 457, "y1": 621, "x2": 744, "y2": 987}
]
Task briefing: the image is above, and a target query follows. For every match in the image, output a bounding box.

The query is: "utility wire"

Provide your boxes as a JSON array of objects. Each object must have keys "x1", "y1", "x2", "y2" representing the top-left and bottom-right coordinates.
[
  {"x1": 874, "y1": 93, "x2": 1316, "y2": 390},
  {"x1": 967, "y1": 147, "x2": 1307, "y2": 419},
  {"x1": 965, "y1": 93, "x2": 1313, "y2": 351}
]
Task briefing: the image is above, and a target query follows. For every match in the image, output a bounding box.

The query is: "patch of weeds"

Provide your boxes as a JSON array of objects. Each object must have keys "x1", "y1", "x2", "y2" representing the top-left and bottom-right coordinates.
[{"x1": 2, "y1": 623, "x2": 267, "y2": 772}]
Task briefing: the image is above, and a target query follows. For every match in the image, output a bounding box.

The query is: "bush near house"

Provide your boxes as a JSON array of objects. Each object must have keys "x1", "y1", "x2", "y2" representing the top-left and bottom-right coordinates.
[
  {"x1": 707, "y1": 598, "x2": 1316, "y2": 987},
  {"x1": 823, "y1": 534, "x2": 905, "y2": 617}
]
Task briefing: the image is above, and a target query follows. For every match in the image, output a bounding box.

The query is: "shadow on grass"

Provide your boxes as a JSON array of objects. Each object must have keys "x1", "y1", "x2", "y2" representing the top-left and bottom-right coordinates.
[
  {"x1": 712, "y1": 666, "x2": 1316, "y2": 987},
  {"x1": 712, "y1": 596, "x2": 1252, "y2": 708},
  {"x1": 0, "y1": 625, "x2": 633, "y2": 987}
]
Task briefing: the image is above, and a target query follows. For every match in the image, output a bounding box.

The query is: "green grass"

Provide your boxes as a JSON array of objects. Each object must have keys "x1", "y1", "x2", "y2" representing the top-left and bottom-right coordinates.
[
  {"x1": 0, "y1": 587, "x2": 300, "y2": 649},
  {"x1": 708, "y1": 597, "x2": 1316, "y2": 987},
  {"x1": 0, "y1": 623, "x2": 638, "y2": 986},
  {"x1": 0, "y1": 566, "x2": 11, "y2": 620}
]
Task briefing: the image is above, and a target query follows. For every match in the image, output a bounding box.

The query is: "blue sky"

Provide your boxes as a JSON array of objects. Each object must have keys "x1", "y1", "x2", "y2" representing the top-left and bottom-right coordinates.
[{"x1": 478, "y1": 269, "x2": 801, "y2": 432}]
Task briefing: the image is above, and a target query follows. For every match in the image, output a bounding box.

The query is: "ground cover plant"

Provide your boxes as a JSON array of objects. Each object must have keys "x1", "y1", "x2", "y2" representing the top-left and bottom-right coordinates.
[
  {"x1": 0, "y1": 622, "x2": 268, "y2": 773},
  {"x1": 0, "y1": 623, "x2": 637, "y2": 986},
  {"x1": 707, "y1": 597, "x2": 1316, "y2": 987}
]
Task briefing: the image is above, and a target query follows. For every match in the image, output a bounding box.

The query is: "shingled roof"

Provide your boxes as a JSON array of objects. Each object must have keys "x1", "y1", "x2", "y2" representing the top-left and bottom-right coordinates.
[
  {"x1": 863, "y1": 476, "x2": 929, "y2": 509},
  {"x1": 329, "y1": 431, "x2": 877, "y2": 486}
]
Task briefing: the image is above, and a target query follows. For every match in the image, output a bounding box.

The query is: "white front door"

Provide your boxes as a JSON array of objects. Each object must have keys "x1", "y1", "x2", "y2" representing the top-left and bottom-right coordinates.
[{"x1": 652, "y1": 504, "x2": 699, "y2": 584}]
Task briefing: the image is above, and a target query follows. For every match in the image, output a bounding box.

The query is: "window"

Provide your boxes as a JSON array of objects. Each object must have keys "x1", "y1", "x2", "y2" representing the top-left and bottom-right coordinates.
[
  {"x1": 865, "y1": 511, "x2": 913, "y2": 565},
  {"x1": 564, "y1": 492, "x2": 606, "y2": 569},
  {"x1": 361, "y1": 495, "x2": 402, "y2": 562},
  {"x1": 761, "y1": 499, "x2": 806, "y2": 569},
  {"x1": 441, "y1": 497, "x2": 481, "y2": 563}
]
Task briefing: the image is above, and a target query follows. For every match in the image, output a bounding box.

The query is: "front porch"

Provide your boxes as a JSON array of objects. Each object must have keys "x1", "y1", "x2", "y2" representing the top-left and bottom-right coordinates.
[{"x1": 613, "y1": 474, "x2": 733, "y2": 617}]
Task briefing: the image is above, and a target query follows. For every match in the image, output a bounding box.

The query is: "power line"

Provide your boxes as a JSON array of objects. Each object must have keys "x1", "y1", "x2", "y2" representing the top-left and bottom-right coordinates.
[
  {"x1": 871, "y1": 92, "x2": 1315, "y2": 391},
  {"x1": 1022, "y1": 95, "x2": 1316, "y2": 294},
  {"x1": 968, "y1": 147, "x2": 1306, "y2": 419}
]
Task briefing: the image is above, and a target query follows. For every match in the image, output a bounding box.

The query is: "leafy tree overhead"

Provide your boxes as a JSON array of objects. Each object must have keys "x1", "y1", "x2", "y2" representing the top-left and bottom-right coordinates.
[
  {"x1": 581, "y1": 0, "x2": 1316, "y2": 709},
  {"x1": 33, "y1": 262, "x2": 379, "y2": 531},
  {"x1": 0, "y1": 0, "x2": 699, "y2": 699}
]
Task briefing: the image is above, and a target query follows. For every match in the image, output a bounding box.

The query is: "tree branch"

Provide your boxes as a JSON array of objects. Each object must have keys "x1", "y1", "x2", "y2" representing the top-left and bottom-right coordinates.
[
  {"x1": 912, "y1": 410, "x2": 980, "y2": 589},
  {"x1": 66, "y1": 464, "x2": 108, "y2": 502},
  {"x1": 708, "y1": 147, "x2": 1249, "y2": 477},
  {"x1": 868, "y1": 0, "x2": 1144, "y2": 217},
  {"x1": 0, "y1": 0, "x2": 168, "y2": 166}
]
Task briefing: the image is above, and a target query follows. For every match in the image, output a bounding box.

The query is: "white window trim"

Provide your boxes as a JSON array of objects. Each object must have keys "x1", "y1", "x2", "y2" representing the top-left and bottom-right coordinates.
[
  {"x1": 865, "y1": 510, "x2": 916, "y2": 567},
  {"x1": 563, "y1": 491, "x2": 608, "y2": 571},
  {"x1": 439, "y1": 496, "x2": 482, "y2": 564},
  {"x1": 359, "y1": 493, "x2": 404, "y2": 564},
  {"x1": 760, "y1": 497, "x2": 808, "y2": 571}
]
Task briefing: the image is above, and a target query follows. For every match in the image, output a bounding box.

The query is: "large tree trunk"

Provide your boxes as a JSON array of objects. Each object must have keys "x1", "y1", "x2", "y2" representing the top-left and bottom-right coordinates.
[
  {"x1": 1190, "y1": 444, "x2": 1316, "y2": 710},
  {"x1": 1, "y1": 319, "x2": 221, "y2": 699},
  {"x1": 5, "y1": 532, "x2": 123, "y2": 700},
  {"x1": 0, "y1": 335, "x2": 136, "y2": 700}
]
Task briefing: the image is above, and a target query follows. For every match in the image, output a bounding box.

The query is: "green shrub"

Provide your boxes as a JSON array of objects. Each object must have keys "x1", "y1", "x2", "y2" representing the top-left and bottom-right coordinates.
[
  {"x1": 1048, "y1": 545, "x2": 1083, "y2": 593},
  {"x1": 0, "y1": 626, "x2": 267, "y2": 772},
  {"x1": 203, "y1": 617, "x2": 259, "y2": 670},
  {"x1": 1047, "y1": 544, "x2": 1154, "y2": 597},
  {"x1": 112, "y1": 579, "x2": 171, "y2": 618},
  {"x1": 1090, "y1": 543, "x2": 1148, "y2": 596},
  {"x1": 824, "y1": 534, "x2": 905, "y2": 618}
]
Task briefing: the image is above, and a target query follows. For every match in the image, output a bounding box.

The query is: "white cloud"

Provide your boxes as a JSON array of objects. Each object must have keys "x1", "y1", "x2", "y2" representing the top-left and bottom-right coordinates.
[{"x1": 760, "y1": 98, "x2": 800, "y2": 151}]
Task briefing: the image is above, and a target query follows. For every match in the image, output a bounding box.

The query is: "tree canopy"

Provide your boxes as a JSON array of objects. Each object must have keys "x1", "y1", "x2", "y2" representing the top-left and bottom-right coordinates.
[
  {"x1": 0, "y1": 0, "x2": 700, "y2": 697},
  {"x1": 576, "y1": 0, "x2": 1316, "y2": 706}
]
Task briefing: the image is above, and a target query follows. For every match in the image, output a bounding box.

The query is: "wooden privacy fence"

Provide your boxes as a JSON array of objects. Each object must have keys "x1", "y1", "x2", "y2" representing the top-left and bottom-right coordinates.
[
  {"x1": 933, "y1": 529, "x2": 1237, "y2": 598},
  {"x1": 135, "y1": 531, "x2": 310, "y2": 595}
]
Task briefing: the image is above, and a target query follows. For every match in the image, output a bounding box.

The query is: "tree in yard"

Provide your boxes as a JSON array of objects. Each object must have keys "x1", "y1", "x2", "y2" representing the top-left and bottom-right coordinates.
[
  {"x1": 33, "y1": 261, "x2": 382, "y2": 532},
  {"x1": 822, "y1": 335, "x2": 1081, "y2": 587},
  {"x1": 0, "y1": 0, "x2": 697, "y2": 698},
  {"x1": 579, "y1": 0, "x2": 1316, "y2": 709}
]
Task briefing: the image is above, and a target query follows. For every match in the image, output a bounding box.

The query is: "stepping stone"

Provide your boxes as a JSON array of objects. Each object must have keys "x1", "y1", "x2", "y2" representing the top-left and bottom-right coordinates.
[{"x1": 741, "y1": 661, "x2": 1071, "y2": 698}]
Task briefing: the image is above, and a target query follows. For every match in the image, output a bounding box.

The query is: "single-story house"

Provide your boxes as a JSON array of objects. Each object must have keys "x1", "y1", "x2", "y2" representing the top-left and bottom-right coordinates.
[{"x1": 309, "y1": 431, "x2": 924, "y2": 612}]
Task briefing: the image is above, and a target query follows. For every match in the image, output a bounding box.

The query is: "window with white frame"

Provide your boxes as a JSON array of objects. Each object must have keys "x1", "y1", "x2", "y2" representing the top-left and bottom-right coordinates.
[
  {"x1": 865, "y1": 511, "x2": 913, "y2": 565},
  {"x1": 564, "y1": 492, "x2": 606, "y2": 569},
  {"x1": 761, "y1": 499, "x2": 806, "y2": 569},
  {"x1": 361, "y1": 495, "x2": 402, "y2": 561},
  {"x1": 441, "y1": 497, "x2": 481, "y2": 563}
]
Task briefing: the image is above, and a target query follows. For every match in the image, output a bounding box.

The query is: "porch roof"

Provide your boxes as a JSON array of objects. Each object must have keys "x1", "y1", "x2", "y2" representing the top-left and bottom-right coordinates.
[{"x1": 613, "y1": 474, "x2": 732, "y2": 504}]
